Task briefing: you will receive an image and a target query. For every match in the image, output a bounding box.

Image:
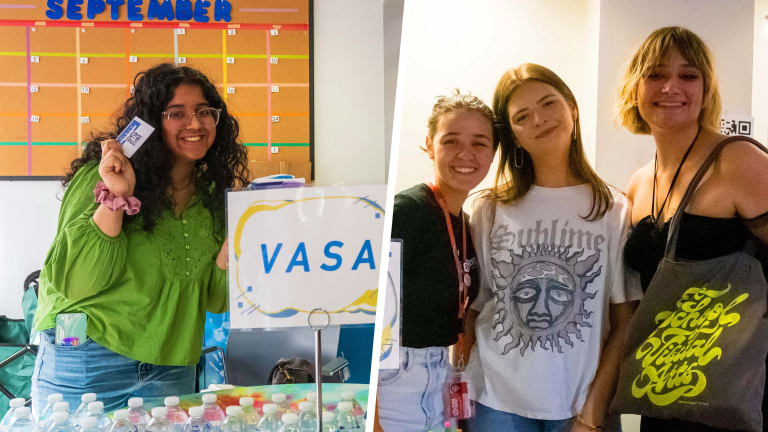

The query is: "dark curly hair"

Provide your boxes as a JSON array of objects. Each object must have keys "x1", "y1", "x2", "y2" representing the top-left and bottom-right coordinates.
[{"x1": 64, "y1": 64, "x2": 250, "y2": 238}]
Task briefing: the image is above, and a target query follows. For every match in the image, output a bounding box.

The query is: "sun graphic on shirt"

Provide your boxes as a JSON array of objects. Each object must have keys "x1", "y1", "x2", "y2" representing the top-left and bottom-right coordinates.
[{"x1": 490, "y1": 243, "x2": 601, "y2": 356}]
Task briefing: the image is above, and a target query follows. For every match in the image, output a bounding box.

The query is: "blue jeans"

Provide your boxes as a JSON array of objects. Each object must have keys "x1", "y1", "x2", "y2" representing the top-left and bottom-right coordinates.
[
  {"x1": 377, "y1": 346, "x2": 449, "y2": 432},
  {"x1": 31, "y1": 329, "x2": 195, "y2": 417},
  {"x1": 467, "y1": 402, "x2": 574, "y2": 432}
]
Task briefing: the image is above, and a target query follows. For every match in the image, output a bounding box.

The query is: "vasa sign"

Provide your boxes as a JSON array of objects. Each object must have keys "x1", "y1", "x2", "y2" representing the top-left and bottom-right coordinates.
[{"x1": 227, "y1": 185, "x2": 386, "y2": 329}]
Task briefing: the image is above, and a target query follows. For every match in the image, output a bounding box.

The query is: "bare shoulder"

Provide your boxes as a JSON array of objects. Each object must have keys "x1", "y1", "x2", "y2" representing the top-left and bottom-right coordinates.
[
  {"x1": 715, "y1": 138, "x2": 768, "y2": 218},
  {"x1": 625, "y1": 160, "x2": 654, "y2": 203}
]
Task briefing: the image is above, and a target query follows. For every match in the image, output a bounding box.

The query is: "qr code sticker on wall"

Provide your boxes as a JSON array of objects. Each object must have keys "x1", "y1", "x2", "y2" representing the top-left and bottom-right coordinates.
[{"x1": 720, "y1": 114, "x2": 754, "y2": 137}]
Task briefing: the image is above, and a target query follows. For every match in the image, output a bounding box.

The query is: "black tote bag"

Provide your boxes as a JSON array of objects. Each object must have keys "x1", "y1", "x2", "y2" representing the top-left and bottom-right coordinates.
[{"x1": 612, "y1": 136, "x2": 768, "y2": 432}]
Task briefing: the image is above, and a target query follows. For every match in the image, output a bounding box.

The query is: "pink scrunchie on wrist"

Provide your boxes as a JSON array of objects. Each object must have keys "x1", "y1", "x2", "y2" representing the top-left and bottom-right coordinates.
[{"x1": 93, "y1": 181, "x2": 141, "y2": 215}]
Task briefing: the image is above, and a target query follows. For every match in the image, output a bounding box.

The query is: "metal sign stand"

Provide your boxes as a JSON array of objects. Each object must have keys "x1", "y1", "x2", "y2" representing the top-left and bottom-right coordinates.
[{"x1": 308, "y1": 308, "x2": 330, "y2": 432}]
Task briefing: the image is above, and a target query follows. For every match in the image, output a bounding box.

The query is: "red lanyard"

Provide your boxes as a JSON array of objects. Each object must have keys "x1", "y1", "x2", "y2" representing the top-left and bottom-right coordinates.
[{"x1": 428, "y1": 183, "x2": 469, "y2": 320}]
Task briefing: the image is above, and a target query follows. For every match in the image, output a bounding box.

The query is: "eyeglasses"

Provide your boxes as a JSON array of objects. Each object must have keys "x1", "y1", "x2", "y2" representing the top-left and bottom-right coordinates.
[{"x1": 161, "y1": 107, "x2": 221, "y2": 127}]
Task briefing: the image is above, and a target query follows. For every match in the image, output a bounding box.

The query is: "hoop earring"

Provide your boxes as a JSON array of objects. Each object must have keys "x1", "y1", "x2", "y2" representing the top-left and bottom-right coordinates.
[
  {"x1": 514, "y1": 146, "x2": 524, "y2": 168},
  {"x1": 571, "y1": 128, "x2": 577, "y2": 144}
]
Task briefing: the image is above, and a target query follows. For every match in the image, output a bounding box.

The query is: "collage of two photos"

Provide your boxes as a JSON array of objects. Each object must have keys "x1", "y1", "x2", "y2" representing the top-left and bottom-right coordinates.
[{"x1": 1, "y1": 1, "x2": 768, "y2": 432}]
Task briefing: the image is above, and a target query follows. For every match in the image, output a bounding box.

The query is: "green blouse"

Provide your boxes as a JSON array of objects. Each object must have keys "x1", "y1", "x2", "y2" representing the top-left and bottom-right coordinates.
[{"x1": 34, "y1": 162, "x2": 228, "y2": 366}]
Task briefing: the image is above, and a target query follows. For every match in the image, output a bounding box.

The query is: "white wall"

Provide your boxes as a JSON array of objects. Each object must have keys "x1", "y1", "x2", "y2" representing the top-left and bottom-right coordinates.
[
  {"x1": 0, "y1": 1, "x2": 388, "y2": 318},
  {"x1": 595, "y1": 0, "x2": 755, "y2": 188},
  {"x1": 753, "y1": 0, "x2": 768, "y2": 145},
  {"x1": 394, "y1": 0, "x2": 592, "y2": 195}
]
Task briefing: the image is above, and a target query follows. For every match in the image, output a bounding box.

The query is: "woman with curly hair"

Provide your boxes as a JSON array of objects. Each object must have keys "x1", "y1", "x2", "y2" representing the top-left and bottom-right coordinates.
[{"x1": 31, "y1": 63, "x2": 249, "y2": 414}]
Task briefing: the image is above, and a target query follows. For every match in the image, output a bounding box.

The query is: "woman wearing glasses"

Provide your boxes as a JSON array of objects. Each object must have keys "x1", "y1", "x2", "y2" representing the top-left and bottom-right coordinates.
[{"x1": 31, "y1": 64, "x2": 249, "y2": 414}]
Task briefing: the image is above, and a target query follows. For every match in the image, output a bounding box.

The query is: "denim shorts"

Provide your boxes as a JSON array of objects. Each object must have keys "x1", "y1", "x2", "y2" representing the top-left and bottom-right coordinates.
[
  {"x1": 377, "y1": 346, "x2": 449, "y2": 432},
  {"x1": 31, "y1": 328, "x2": 195, "y2": 417}
]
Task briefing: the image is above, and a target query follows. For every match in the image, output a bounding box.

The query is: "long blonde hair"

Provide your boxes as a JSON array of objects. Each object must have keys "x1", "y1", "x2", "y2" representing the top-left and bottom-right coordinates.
[{"x1": 488, "y1": 63, "x2": 612, "y2": 221}]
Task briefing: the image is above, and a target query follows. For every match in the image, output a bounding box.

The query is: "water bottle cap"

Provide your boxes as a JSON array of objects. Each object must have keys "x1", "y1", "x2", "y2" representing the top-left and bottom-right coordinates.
[
  {"x1": 81, "y1": 417, "x2": 97, "y2": 428},
  {"x1": 238, "y1": 397, "x2": 253, "y2": 408},
  {"x1": 8, "y1": 398, "x2": 25, "y2": 408},
  {"x1": 13, "y1": 407, "x2": 30, "y2": 419},
  {"x1": 81, "y1": 393, "x2": 97, "y2": 403},
  {"x1": 52, "y1": 411, "x2": 69, "y2": 424},
  {"x1": 262, "y1": 404, "x2": 278, "y2": 415},
  {"x1": 151, "y1": 407, "x2": 167, "y2": 419},
  {"x1": 298, "y1": 401, "x2": 312, "y2": 412},
  {"x1": 164, "y1": 396, "x2": 180, "y2": 407},
  {"x1": 201, "y1": 393, "x2": 217, "y2": 404},
  {"x1": 225, "y1": 406, "x2": 242, "y2": 417},
  {"x1": 188, "y1": 406, "x2": 204, "y2": 418},
  {"x1": 87, "y1": 401, "x2": 103, "y2": 413},
  {"x1": 48, "y1": 393, "x2": 64, "y2": 403},
  {"x1": 340, "y1": 391, "x2": 355, "y2": 401},
  {"x1": 128, "y1": 397, "x2": 144, "y2": 408},
  {"x1": 281, "y1": 413, "x2": 298, "y2": 425},
  {"x1": 337, "y1": 401, "x2": 352, "y2": 412},
  {"x1": 113, "y1": 409, "x2": 130, "y2": 421},
  {"x1": 270, "y1": 393, "x2": 285, "y2": 403},
  {"x1": 322, "y1": 411, "x2": 335, "y2": 422},
  {"x1": 53, "y1": 401, "x2": 69, "y2": 412},
  {"x1": 305, "y1": 392, "x2": 316, "y2": 402}
]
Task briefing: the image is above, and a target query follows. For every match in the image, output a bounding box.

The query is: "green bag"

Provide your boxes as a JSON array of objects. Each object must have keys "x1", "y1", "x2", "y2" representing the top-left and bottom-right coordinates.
[{"x1": 0, "y1": 315, "x2": 36, "y2": 417}]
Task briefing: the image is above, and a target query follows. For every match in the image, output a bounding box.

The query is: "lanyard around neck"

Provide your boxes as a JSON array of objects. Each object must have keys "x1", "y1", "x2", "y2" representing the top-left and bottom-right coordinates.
[{"x1": 428, "y1": 183, "x2": 469, "y2": 320}]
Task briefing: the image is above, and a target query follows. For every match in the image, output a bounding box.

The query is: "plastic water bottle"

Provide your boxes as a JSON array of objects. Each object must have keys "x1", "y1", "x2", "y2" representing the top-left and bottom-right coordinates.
[
  {"x1": 339, "y1": 392, "x2": 364, "y2": 427},
  {"x1": 200, "y1": 395, "x2": 224, "y2": 432},
  {"x1": 147, "y1": 408, "x2": 173, "y2": 432},
  {"x1": 127, "y1": 398, "x2": 151, "y2": 432},
  {"x1": 270, "y1": 395, "x2": 291, "y2": 416},
  {"x1": 79, "y1": 417, "x2": 100, "y2": 432},
  {"x1": 334, "y1": 402, "x2": 360, "y2": 431},
  {"x1": 1, "y1": 398, "x2": 26, "y2": 432},
  {"x1": 182, "y1": 407, "x2": 210, "y2": 432},
  {"x1": 236, "y1": 399, "x2": 258, "y2": 432},
  {"x1": 41, "y1": 402, "x2": 71, "y2": 432},
  {"x1": 86, "y1": 402, "x2": 111, "y2": 432},
  {"x1": 295, "y1": 402, "x2": 315, "y2": 432},
  {"x1": 38, "y1": 394, "x2": 63, "y2": 426},
  {"x1": 8, "y1": 408, "x2": 37, "y2": 432},
  {"x1": 162, "y1": 397, "x2": 187, "y2": 432},
  {"x1": 45, "y1": 412, "x2": 74, "y2": 432},
  {"x1": 255, "y1": 405, "x2": 280, "y2": 432},
  {"x1": 73, "y1": 395, "x2": 97, "y2": 426},
  {"x1": 107, "y1": 411, "x2": 136, "y2": 432},
  {"x1": 276, "y1": 414, "x2": 298, "y2": 432},
  {"x1": 320, "y1": 412, "x2": 337, "y2": 432},
  {"x1": 219, "y1": 407, "x2": 243, "y2": 432}
]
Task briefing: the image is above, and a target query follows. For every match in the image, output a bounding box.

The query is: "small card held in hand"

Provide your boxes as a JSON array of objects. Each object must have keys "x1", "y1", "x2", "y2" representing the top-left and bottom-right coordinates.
[{"x1": 116, "y1": 116, "x2": 155, "y2": 158}]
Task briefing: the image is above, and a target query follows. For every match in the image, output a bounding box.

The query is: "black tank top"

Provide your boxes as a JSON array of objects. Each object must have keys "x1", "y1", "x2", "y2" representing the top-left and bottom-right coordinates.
[{"x1": 625, "y1": 212, "x2": 767, "y2": 432}]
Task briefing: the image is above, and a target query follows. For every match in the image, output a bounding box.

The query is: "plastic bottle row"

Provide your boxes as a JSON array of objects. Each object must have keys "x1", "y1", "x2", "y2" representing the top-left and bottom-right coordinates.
[{"x1": 2, "y1": 391, "x2": 366, "y2": 432}]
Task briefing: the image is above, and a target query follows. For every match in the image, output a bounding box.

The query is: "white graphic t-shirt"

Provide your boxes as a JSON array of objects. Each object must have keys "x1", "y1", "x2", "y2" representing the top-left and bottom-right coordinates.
[{"x1": 466, "y1": 184, "x2": 642, "y2": 419}]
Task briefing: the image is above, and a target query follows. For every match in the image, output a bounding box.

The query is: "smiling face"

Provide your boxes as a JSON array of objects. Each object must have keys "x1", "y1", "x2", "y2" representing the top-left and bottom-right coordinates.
[
  {"x1": 427, "y1": 109, "x2": 495, "y2": 202},
  {"x1": 162, "y1": 83, "x2": 217, "y2": 164},
  {"x1": 637, "y1": 49, "x2": 704, "y2": 133},
  {"x1": 506, "y1": 80, "x2": 575, "y2": 162}
]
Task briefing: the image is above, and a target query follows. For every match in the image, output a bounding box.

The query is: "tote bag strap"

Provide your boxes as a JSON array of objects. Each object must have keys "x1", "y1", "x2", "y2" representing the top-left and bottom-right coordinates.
[{"x1": 665, "y1": 135, "x2": 768, "y2": 260}]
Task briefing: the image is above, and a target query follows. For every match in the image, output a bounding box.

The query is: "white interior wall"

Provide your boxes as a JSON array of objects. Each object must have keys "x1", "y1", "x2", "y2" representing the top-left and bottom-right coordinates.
[
  {"x1": 753, "y1": 0, "x2": 768, "y2": 145},
  {"x1": 595, "y1": 0, "x2": 755, "y2": 188},
  {"x1": 0, "y1": 0, "x2": 387, "y2": 318},
  {"x1": 394, "y1": 0, "x2": 591, "y2": 196}
]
